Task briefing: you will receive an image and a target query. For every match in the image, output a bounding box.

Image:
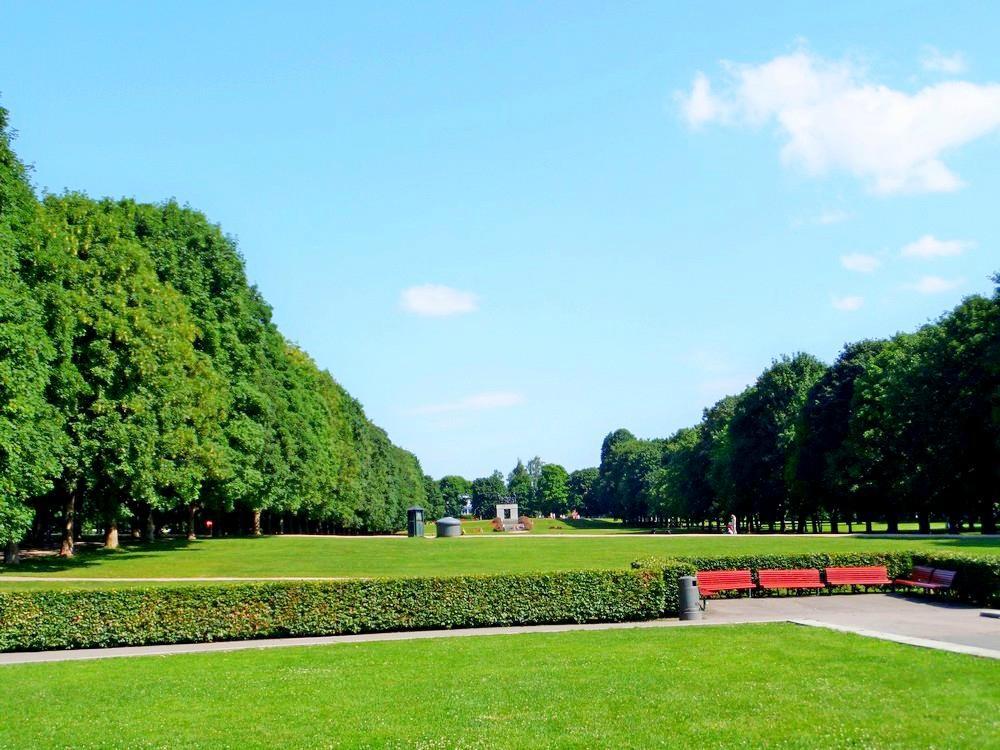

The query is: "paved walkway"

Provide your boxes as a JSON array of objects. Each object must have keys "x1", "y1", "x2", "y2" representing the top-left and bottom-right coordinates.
[
  {"x1": 700, "y1": 593, "x2": 1000, "y2": 658},
  {"x1": 1, "y1": 594, "x2": 996, "y2": 665}
]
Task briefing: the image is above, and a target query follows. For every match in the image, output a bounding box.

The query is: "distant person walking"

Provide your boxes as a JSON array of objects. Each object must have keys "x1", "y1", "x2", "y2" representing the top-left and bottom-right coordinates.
[{"x1": 726, "y1": 515, "x2": 737, "y2": 535}]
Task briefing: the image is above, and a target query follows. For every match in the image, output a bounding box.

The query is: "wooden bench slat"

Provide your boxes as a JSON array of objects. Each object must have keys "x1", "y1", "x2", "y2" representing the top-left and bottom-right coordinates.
[
  {"x1": 894, "y1": 566, "x2": 956, "y2": 591},
  {"x1": 824, "y1": 566, "x2": 892, "y2": 586},
  {"x1": 758, "y1": 568, "x2": 824, "y2": 589},
  {"x1": 696, "y1": 569, "x2": 755, "y2": 597}
]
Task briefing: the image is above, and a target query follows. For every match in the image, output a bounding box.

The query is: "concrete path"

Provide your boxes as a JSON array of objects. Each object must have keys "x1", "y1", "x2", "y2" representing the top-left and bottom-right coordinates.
[
  {"x1": 701, "y1": 593, "x2": 1000, "y2": 655},
  {"x1": 1, "y1": 594, "x2": 997, "y2": 665}
]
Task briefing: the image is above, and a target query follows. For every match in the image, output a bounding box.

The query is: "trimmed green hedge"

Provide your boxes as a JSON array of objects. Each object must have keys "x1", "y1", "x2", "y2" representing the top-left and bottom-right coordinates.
[
  {"x1": 914, "y1": 553, "x2": 1000, "y2": 608},
  {"x1": 634, "y1": 551, "x2": 1000, "y2": 612},
  {"x1": 0, "y1": 569, "x2": 665, "y2": 652}
]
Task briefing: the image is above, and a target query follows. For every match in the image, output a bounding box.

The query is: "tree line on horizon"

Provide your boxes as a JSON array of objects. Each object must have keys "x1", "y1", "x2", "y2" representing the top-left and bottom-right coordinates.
[
  {"x1": 454, "y1": 278, "x2": 999, "y2": 535},
  {"x1": 0, "y1": 108, "x2": 428, "y2": 561}
]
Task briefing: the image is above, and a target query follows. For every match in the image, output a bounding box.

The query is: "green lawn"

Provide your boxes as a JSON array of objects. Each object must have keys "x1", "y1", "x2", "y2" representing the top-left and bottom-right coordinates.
[
  {"x1": 436, "y1": 517, "x2": 640, "y2": 534},
  {"x1": 433, "y1": 518, "x2": 968, "y2": 535},
  {"x1": 1, "y1": 624, "x2": 996, "y2": 748},
  {"x1": 0, "y1": 533, "x2": 997, "y2": 590}
]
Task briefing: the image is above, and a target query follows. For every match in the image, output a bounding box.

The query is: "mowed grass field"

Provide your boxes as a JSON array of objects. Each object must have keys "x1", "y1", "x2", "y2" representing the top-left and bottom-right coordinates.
[
  {"x1": 0, "y1": 533, "x2": 997, "y2": 589},
  {"x1": 1, "y1": 624, "x2": 997, "y2": 749}
]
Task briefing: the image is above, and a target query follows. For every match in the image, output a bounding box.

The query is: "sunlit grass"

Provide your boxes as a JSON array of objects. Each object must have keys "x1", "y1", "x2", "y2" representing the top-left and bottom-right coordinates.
[{"x1": 1, "y1": 624, "x2": 996, "y2": 748}]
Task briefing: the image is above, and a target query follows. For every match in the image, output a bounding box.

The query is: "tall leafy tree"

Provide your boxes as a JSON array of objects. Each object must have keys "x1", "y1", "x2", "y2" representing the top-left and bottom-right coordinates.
[
  {"x1": 566, "y1": 467, "x2": 598, "y2": 515},
  {"x1": 537, "y1": 463, "x2": 570, "y2": 516},
  {"x1": 471, "y1": 471, "x2": 506, "y2": 517},
  {"x1": 0, "y1": 108, "x2": 63, "y2": 562},
  {"x1": 725, "y1": 354, "x2": 827, "y2": 530},
  {"x1": 507, "y1": 460, "x2": 535, "y2": 512},
  {"x1": 438, "y1": 475, "x2": 471, "y2": 517},
  {"x1": 787, "y1": 340, "x2": 888, "y2": 532}
]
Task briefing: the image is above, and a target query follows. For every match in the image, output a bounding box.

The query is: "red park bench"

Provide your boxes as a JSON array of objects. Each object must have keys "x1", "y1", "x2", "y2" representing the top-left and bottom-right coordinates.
[
  {"x1": 696, "y1": 569, "x2": 755, "y2": 605},
  {"x1": 893, "y1": 565, "x2": 956, "y2": 592},
  {"x1": 757, "y1": 568, "x2": 825, "y2": 593},
  {"x1": 824, "y1": 565, "x2": 892, "y2": 589}
]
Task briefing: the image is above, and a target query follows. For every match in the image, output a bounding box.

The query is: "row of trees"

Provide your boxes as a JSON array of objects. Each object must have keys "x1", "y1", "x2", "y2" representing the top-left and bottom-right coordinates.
[
  {"x1": 433, "y1": 460, "x2": 599, "y2": 520},
  {"x1": 0, "y1": 108, "x2": 426, "y2": 560},
  {"x1": 590, "y1": 283, "x2": 999, "y2": 533}
]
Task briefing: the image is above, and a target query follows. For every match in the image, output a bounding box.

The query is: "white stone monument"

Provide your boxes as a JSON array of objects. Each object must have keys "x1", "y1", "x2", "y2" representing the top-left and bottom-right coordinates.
[{"x1": 495, "y1": 501, "x2": 519, "y2": 531}]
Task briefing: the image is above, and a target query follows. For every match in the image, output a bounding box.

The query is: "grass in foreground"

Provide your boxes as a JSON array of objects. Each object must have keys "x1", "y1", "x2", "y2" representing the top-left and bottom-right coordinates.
[
  {"x1": 0, "y1": 534, "x2": 997, "y2": 590},
  {"x1": 1, "y1": 624, "x2": 996, "y2": 748}
]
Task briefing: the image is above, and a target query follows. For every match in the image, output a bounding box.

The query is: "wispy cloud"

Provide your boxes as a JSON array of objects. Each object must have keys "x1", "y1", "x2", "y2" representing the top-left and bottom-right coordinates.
[
  {"x1": 409, "y1": 391, "x2": 525, "y2": 416},
  {"x1": 900, "y1": 234, "x2": 974, "y2": 259},
  {"x1": 840, "y1": 253, "x2": 881, "y2": 273},
  {"x1": 400, "y1": 284, "x2": 478, "y2": 317},
  {"x1": 921, "y1": 46, "x2": 968, "y2": 75},
  {"x1": 831, "y1": 295, "x2": 864, "y2": 311},
  {"x1": 906, "y1": 275, "x2": 964, "y2": 294},
  {"x1": 677, "y1": 46, "x2": 1000, "y2": 194}
]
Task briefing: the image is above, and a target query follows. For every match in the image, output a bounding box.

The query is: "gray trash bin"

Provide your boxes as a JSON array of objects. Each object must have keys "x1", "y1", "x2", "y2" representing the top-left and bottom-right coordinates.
[
  {"x1": 678, "y1": 575, "x2": 702, "y2": 621},
  {"x1": 436, "y1": 516, "x2": 462, "y2": 538}
]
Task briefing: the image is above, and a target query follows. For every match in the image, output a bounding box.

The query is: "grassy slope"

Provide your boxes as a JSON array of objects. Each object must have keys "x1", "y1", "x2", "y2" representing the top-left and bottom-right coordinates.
[
  {"x1": 0, "y1": 534, "x2": 996, "y2": 589},
  {"x1": 1, "y1": 624, "x2": 997, "y2": 749}
]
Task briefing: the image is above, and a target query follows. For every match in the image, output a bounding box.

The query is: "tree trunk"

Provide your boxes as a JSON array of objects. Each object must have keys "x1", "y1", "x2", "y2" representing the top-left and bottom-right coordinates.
[
  {"x1": 59, "y1": 491, "x2": 75, "y2": 558},
  {"x1": 886, "y1": 513, "x2": 899, "y2": 534},
  {"x1": 3, "y1": 540, "x2": 20, "y2": 565},
  {"x1": 187, "y1": 504, "x2": 198, "y2": 541},
  {"x1": 252, "y1": 509, "x2": 262, "y2": 537},
  {"x1": 865, "y1": 519, "x2": 873, "y2": 534},
  {"x1": 917, "y1": 511, "x2": 931, "y2": 534},
  {"x1": 104, "y1": 520, "x2": 119, "y2": 549},
  {"x1": 830, "y1": 513, "x2": 840, "y2": 534},
  {"x1": 981, "y1": 499, "x2": 997, "y2": 535}
]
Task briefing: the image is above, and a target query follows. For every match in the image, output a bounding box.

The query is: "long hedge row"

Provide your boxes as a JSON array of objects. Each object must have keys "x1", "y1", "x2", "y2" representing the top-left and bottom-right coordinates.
[
  {"x1": 634, "y1": 551, "x2": 1000, "y2": 611},
  {"x1": 1, "y1": 552, "x2": 996, "y2": 652},
  {"x1": 0, "y1": 569, "x2": 665, "y2": 652}
]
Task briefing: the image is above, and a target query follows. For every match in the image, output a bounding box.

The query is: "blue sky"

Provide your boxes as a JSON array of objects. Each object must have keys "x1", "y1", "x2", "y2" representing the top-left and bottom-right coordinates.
[{"x1": 3, "y1": 2, "x2": 999, "y2": 478}]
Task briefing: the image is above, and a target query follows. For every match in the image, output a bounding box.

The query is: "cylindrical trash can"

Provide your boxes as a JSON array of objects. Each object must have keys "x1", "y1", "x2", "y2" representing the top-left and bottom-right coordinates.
[
  {"x1": 678, "y1": 575, "x2": 702, "y2": 621},
  {"x1": 407, "y1": 506, "x2": 425, "y2": 537},
  {"x1": 436, "y1": 516, "x2": 462, "y2": 538}
]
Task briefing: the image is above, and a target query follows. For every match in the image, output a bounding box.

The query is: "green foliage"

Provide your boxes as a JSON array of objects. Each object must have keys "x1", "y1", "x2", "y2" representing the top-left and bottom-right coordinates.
[
  {"x1": 913, "y1": 553, "x2": 1000, "y2": 607},
  {"x1": 506, "y1": 459, "x2": 535, "y2": 511},
  {"x1": 437, "y1": 475, "x2": 471, "y2": 517},
  {"x1": 0, "y1": 568, "x2": 665, "y2": 651},
  {"x1": 537, "y1": 463, "x2": 569, "y2": 516},
  {"x1": 0, "y1": 108, "x2": 62, "y2": 544},
  {"x1": 0, "y1": 107, "x2": 424, "y2": 544},
  {"x1": 566, "y1": 467, "x2": 598, "y2": 514},
  {"x1": 471, "y1": 470, "x2": 506, "y2": 517}
]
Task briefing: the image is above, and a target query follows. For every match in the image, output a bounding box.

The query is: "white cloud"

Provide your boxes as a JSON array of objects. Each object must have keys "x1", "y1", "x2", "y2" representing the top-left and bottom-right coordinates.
[
  {"x1": 921, "y1": 46, "x2": 967, "y2": 75},
  {"x1": 677, "y1": 48, "x2": 1000, "y2": 194},
  {"x1": 900, "y1": 234, "x2": 974, "y2": 259},
  {"x1": 409, "y1": 391, "x2": 525, "y2": 416},
  {"x1": 840, "y1": 253, "x2": 881, "y2": 273},
  {"x1": 832, "y1": 295, "x2": 864, "y2": 311},
  {"x1": 906, "y1": 275, "x2": 964, "y2": 294},
  {"x1": 678, "y1": 72, "x2": 730, "y2": 127},
  {"x1": 400, "y1": 284, "x2": 478, "y2": 317}
]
